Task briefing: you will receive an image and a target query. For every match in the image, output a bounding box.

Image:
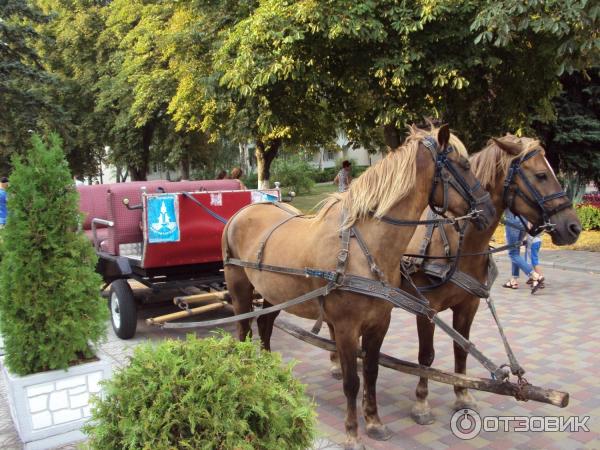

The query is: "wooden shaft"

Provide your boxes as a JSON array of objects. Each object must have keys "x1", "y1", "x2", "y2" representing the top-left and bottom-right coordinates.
[
  {"x1": 274, "y1": 319, "x2": 569, "y2": 408},
  {"x1": 147, "y1": 302, "x2": 226, "y2": 325},
  {"x1": 173, "y1": 290, "x2": 262, "y2": 306},
  {"x1": 173, "y1": 291, "x2": 230, "y2": 306}
]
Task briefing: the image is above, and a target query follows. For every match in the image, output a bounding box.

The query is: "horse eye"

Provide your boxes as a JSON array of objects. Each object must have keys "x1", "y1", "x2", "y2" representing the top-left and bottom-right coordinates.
[{"x1": 535, "y1": 172, "x2": 547, "y2": 180}]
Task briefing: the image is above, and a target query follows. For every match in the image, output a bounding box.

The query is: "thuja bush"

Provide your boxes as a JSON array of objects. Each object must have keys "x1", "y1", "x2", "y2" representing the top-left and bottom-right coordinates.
[
  {"x1": 0, "y1": 134, "x2": 107, "y2": 375},
  {"x1": 84, "y1": 334, "x2": 317, "y2": 450}
]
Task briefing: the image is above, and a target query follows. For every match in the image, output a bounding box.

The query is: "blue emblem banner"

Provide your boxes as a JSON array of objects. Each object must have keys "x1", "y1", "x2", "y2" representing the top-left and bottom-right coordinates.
[{"x1": 147, "y1": 195, "x2": 180, "y2": 243}]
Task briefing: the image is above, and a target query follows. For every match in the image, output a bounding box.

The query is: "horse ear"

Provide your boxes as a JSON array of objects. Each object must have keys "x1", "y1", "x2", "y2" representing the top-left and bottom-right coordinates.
[
  {"x1": 437, "y1": 124, "x2": 450, "y2": 150},
  {"x1": 492, "y1": 137, "x2": 522, "y2": 155}
]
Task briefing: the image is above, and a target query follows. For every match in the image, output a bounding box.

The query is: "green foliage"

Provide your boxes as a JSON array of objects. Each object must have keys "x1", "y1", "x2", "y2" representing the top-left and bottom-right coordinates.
[
  {"x1": 576, "y1": 205, "x2": 600, "y2": 231},
  {"x1": 272, "y1": 156, "x2": 315, "y2": 194},
  {"x1": 534, "y1": 68, "x2": 600, "y2": 186},
  {"x1": 0, "y1": 134, "x2": 107, "y2": 376},
  {"x1": 242, "y1": 172, "x2": 259, "y2": 190},
  {"x1": 312, "y1": 167, "x2": 338, "y2": 183},
  {"x1": 0, "y1": 0, "x2": 62, "y2": 172},
  {"x1": 84, "y1": 334, "x2": 317, "y2": 450},
  {"x1": 3, "y1": 0, "x2": 598, "y2": 181}
]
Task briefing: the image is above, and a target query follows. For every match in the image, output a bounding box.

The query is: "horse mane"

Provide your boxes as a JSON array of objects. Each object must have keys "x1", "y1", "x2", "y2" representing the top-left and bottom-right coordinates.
[
  {"x1": 317, "y1": 126, "x2": 468, "y2": 228},
  {"x1": 470, "y1": 134, "x2": 542, "y2": 190}
]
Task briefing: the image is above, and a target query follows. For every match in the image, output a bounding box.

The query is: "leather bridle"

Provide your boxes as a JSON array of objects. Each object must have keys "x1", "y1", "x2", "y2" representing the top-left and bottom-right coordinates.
[
  {"x1": 422, "y1": 137, "x2": 491, "y2": 223},
  {"x1": 503, "y1": 149, "x2": 572, "y2": 235}
]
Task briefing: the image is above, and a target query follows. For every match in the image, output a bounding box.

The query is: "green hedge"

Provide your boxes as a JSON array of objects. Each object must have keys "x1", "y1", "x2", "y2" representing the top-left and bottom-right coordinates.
[
  {"x1": 84, "y1": 334, "x2": 317, "y2": 450},
  {"x1": 576, "y1": 204, "x2": 600, "y2": 231},
  {"x1": 272, "y1": 156, "x2": 315, "y2": 194}
]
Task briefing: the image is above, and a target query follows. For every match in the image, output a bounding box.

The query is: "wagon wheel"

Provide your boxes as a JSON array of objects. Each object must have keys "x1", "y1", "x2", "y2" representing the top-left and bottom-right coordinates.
[{"x1": 109, "y1": 279, "x2": 137, "y2": 339}]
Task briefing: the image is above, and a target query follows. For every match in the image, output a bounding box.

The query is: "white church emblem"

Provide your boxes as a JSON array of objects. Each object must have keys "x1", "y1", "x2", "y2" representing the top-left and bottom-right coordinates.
[{"x1": 151, "y1": 201, "x2": 177, "y2": 233}]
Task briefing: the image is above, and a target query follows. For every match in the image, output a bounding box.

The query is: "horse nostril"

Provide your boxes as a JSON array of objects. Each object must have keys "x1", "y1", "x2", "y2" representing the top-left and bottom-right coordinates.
[{"x1": 568, "y1": 222, "x2": 581, "y2": 237}]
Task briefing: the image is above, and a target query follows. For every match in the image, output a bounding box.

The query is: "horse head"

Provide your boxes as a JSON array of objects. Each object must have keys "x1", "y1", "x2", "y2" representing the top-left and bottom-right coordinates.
[
  {"x1": 426, "y1": 124, "x2": 496, "y2": 231},
  {"x1": 493, "y1": 135, "x2": 581, "y2": 245}
]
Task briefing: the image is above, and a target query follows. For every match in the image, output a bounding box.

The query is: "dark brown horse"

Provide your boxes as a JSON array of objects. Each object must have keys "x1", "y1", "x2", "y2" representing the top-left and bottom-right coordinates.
[
  {"x1": 223, "y1": 126, "x2": 496, "y2": 449},
  {"x1": 404, "y1": 135, "x2": 581, "y2": 425}
]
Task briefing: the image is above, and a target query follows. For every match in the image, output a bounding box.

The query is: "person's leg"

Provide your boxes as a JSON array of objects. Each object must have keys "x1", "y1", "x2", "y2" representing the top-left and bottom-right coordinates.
[
  {"x1": 505, "y1": 227, "x2": 529, "y2": 287},
  {"x1": 530, "y1": 242, "x2": 542, "y2": 275}
]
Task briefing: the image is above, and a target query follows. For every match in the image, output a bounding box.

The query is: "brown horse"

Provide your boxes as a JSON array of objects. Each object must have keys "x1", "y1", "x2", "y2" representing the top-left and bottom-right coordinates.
[
  {"x1": 223, "y1": 125, "x2": 496, "y2": 449},
  {"x1": 402, "y1": 135, "x2": 581, "y2": 425}
]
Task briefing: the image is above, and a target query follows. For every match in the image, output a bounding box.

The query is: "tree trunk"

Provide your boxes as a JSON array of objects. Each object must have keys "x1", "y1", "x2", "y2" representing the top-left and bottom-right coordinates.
[
  {"x1": 255, "y1": 139, "x2": 280, "y2": 189},
  {"x1": 130, "y1": 124, "x2": 154, "y2": 181},
  {"x1": 180, "y1": 151, "x2": 190, "y2": 180},
  {"x1": 384, "y1": 124, "x2": 402, "y2": 150}
]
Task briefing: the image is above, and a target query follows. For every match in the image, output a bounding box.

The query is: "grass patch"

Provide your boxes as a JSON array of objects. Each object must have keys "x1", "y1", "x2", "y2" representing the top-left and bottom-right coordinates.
[
  {"x1": 291, "y1": 183, "x2": 338, "y2": 213},
  {"x1": 493, "y1": 225, "x2": 600, "y2": 252}
]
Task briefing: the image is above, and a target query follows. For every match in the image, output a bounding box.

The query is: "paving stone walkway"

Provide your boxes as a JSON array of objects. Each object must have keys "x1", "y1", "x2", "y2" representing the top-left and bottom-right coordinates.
[{"x1": 1, "y1": 257, "x2": 599, "y2": 449}]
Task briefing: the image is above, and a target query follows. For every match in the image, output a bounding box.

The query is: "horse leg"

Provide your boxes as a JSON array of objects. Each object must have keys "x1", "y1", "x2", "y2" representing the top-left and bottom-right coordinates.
[
  {"x1": 335, "y1": 324, "x2": 364, "y2": 450},
  {"x1": 451, "y1": 300, "x2": 479, "y2": 411},
  {"x1": 224, "y1": 266, "x2": 254, "y2": 341},
  {"x1": 362, "y1": 321, "x2": 392, "y2": 441},
  {"x1": 256, "y1": 300, "x2": 279, "y2": 351},
  {"x1": 411, "y1": 315, "x2": 436, "y2": 425},
  {"x1": 328, "y1": 323, "x2": 343, "y2": 379}
]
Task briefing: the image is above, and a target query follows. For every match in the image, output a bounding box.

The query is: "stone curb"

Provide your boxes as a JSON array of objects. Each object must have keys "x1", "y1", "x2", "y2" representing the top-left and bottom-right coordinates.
[{"x1": 495, "y1": 255, "x2": 600, "y2": 275}]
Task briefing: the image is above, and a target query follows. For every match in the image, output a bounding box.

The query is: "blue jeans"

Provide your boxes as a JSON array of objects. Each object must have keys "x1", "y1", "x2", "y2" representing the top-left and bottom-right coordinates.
[
  {"x1": 528, "y1": 241, "x2": 541, "y2": 267},
  {"x1": 505, "y1": 225, "x2": 533, "y2": 278}
]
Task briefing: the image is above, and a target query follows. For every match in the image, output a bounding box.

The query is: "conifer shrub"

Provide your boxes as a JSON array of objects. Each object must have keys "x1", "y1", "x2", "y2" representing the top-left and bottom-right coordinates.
[
  {"x1": 0, "y1": 134, "x2": 107, "y2": 376},
  {"x1": 84, "y1": 334, "x2": 317, "y2": 450}
]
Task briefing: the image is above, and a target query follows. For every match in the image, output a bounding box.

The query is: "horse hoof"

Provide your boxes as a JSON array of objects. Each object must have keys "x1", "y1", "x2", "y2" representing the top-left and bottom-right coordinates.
[
  {"x1": 453, "y1": 395, "x2": 477, "y2": 412},
  {"x1": 411, "y1": 408, "x2": 435, "y2": 425},
  {"x1": 330, "y1": 365, "x2": 343, "y2": 380},
  {"x1": 344, "y1": 438, "x2": 365, "y2": 450},
  {"x1": 366, "y1": 424, "x2": 392, "y2": 441}
]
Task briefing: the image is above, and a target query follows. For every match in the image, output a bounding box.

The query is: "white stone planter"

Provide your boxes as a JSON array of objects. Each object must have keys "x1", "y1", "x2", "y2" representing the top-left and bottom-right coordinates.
[{"x1": 1, "y1": 353, "x2": 112, "y2": 450}]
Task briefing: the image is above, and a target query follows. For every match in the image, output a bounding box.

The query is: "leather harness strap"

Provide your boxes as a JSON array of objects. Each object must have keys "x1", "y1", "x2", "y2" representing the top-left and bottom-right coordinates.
[{"x1": 256, "y1": 214, "x2": 299, "y2": 267}]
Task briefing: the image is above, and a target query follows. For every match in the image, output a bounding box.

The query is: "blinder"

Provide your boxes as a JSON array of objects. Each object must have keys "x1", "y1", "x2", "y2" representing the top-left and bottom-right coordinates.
[{"x1": 503, "y1": 149, "x2": 572, "y2": 235}]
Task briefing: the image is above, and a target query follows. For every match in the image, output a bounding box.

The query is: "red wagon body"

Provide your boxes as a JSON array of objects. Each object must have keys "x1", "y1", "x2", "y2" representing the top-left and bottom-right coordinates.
[{"x1": 77, "y1": 180, "x2": 280, "y2": 338}]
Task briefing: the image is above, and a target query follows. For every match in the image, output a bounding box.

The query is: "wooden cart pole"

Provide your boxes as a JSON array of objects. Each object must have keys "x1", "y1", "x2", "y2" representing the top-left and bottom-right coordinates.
[
  {"x1": 173, "y1": 291, "x2": 261, "y2": 307},
  {"x1": 147, "y1": 302, "x2": 226, "y2": 325},
  {"x1": 274, "y1": 319, "x2": 569, "y2": 408}
]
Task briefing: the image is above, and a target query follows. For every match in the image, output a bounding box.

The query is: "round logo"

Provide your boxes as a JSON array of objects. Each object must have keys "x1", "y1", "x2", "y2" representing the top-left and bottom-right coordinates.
[{"x1": 450, "y1": 408, "x2": 482, "y2": 440}]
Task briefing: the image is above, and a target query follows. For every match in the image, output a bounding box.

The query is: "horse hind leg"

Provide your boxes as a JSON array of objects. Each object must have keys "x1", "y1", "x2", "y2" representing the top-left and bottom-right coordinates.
[
  {"x1": 361, "y1": 320, "x2": 392, "y2": 441},
  {"x1": 257, "y1": 299, "x2": 279, "y2": 351},
  {"x1": 452, "y1": 301, "x2": 479, "y2": 411},
  {"x1": 224, "y1": 266, "x2": 254, "y2": 342},
  {"x1": 411, "y1": 315, "x2": 436, "y2": 425}
]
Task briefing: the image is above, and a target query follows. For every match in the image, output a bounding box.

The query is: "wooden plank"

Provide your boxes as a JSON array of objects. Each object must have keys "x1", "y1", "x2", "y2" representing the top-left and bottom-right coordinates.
[{"x1": 274, "y1": 318, "x2": 569, "y2": 408}]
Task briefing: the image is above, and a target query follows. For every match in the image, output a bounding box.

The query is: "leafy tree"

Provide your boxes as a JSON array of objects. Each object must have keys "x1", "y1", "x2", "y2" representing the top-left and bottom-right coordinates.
[
  {"x1": 534, "y1": 68, "x2": 600, "y2": 186},
  {"x1": 209, "y1": 0, "x2": 599, "y2": 158},
  {"x1": 0, "y1": 134, "x2": 107, "y2": 376},
  {"x1": 33, "y1": 0, "x2": 109, "y2": 178},
  {"x1": 0, "y1": 0, "x2": 61, "y2": 172}
]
